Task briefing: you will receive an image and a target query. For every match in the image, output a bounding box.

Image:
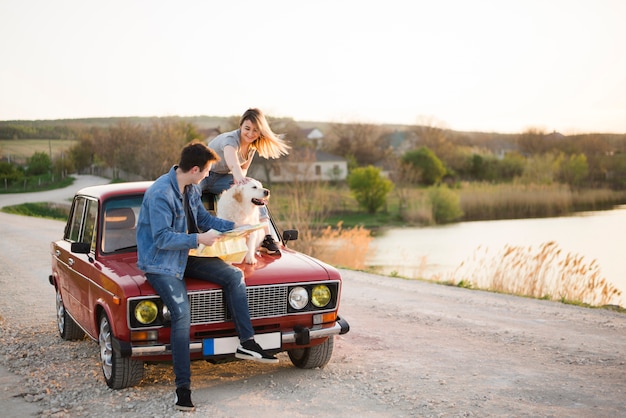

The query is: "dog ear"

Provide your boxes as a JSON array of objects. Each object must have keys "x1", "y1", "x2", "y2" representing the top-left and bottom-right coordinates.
[{"x1": 232, "y1": 189, "x2": 243, "y2": 203}]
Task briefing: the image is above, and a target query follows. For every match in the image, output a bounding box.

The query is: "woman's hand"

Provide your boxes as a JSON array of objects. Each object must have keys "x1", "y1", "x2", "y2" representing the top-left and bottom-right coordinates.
[{"x1": 234, "y1": 177, "x2": 250, "y2": 185}]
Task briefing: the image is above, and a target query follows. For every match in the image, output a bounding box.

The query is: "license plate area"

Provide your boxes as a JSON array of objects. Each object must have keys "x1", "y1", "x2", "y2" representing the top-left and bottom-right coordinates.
[{"x1": 202, "y1": 332, "x2": 281, "y2": 356}]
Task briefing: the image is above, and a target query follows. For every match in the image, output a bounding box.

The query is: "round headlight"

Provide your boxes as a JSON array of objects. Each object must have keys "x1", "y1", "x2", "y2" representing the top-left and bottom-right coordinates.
[
  {"x1": 135, "y1": 300, "x2": 158, "y2": 324},
  {"x1": 289, "y1": 286, "x2": 309, "y2": 310},
  {"x1": 311, "y1": 285, "x2": 331, "y2": 307}
]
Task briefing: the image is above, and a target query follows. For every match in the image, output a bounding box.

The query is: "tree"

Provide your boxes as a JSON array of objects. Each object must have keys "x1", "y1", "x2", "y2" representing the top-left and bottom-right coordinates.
[
  {"x1": 517, "y1": 128, "x2": 549, "y2": 154},
  {"x1": 347, "y1": 165, "x2": 394, "y2": 214},
  {"x1": 401, "y1": 147, "x2": 446, "y2": 186},
  {"x1": 69, "y1": 130, "x2": 97, "y2": 173},
  {"x1": 136, "y1": 119, "x2": 192, "y2": 180},
  {"x1": 428, "y1": 186, "x2": 463, "y2": 224},
  {"x1": 411, "y1": 117, "x2": 452, "y2": 158},
  {"x1": 0, "y1": 161, "x2": 23, "y2": 186},
  {"x1": 557, "y1": 153, "x2": 589, "y2": 187},
  {"x1": 26, "y1": 151, "x2": 52, "y2": 175},
  {"x1": 326, "y1": 123, "x2": 392, "y2": 166}
]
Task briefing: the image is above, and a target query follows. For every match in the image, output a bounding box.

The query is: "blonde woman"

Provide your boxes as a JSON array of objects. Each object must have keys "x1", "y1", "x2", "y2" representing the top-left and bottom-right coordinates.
[{"x1": 201, "y1": 108, "x2": 290, "y2": 254}]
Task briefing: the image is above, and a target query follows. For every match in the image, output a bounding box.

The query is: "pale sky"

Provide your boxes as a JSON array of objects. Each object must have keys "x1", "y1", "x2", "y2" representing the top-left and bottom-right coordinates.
[{"x1": 1, "y1": 0, "x2": 625, "y2": 134}]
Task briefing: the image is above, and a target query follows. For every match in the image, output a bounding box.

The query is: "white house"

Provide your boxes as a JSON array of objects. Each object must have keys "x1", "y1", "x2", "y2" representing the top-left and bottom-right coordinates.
[{"x1": 249, "y1": 150, "x2": 347, "y2": 183}]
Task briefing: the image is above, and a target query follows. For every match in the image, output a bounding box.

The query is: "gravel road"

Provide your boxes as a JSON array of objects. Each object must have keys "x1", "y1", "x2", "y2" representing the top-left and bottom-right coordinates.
[{"x1": 0, "y1": 177, "x2": 625, "y2": 417}]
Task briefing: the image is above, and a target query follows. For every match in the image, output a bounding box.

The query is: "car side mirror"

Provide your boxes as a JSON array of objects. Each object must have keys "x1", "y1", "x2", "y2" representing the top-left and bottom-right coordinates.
[
  {"x1": 282, "y1": 229, "x2": 298, "y2": 245},
  {"x1": 71, "y1": 242, "x2": 91, "y2": 254}
]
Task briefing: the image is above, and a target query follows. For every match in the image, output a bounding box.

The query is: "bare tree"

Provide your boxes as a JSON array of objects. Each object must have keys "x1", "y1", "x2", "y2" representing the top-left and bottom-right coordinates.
[
  {"x1": 325, "y1": 122, "x2": 392, "y2": 167},
  {"x1": 136, "y1": 119, "x2": 195, "y2": 180},
  {"x1": 517, "y1": 128, "x2": 549, "y2": 155}
]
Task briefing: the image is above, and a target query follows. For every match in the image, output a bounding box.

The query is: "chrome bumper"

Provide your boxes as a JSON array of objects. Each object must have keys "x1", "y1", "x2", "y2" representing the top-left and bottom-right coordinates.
[{"x1": 119, "y1": 316, "x2": 350, "y2": 358}]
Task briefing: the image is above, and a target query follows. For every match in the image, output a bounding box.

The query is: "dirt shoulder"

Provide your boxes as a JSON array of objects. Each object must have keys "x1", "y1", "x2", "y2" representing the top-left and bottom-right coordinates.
[{"x1": 0, "y1": 211, "x2": 625, "y2": 417}]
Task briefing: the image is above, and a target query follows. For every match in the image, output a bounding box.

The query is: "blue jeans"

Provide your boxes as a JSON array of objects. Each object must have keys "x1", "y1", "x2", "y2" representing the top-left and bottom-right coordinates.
[
  {"x1": 201, "y1": 172, "x2": 269, "y2": 221},
  {"x1": 145, "y1": 256, "x2": 254, "y2": 389}
]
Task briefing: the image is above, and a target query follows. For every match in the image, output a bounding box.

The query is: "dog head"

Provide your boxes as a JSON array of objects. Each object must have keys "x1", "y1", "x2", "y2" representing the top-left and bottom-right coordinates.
[{"x1": 231, "y1": 178, "x2": 270, "y2": 206}]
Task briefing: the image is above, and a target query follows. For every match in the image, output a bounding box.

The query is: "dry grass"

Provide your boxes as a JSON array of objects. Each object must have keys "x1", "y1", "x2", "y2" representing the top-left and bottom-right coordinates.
[
  {"x1": 0, "y1": 139, "x2": 76, "y2": 164},
  {"x1": 435, "y1": 241, "x2": 622, "y2": 307},
  {"x1": 459, "y1": 183, "x2": 572, "y2": 220},
  {"x1": 310, "y1": 222, "x2": 373, "y2": 269},
  {"x1": 270, "y1": 181, "x2": 373, "y2": 269}
]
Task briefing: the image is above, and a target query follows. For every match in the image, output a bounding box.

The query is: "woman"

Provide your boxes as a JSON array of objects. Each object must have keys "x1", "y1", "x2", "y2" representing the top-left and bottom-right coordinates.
[{"x1": 201, "y1": 108, "x2": 290, "y2": 254}]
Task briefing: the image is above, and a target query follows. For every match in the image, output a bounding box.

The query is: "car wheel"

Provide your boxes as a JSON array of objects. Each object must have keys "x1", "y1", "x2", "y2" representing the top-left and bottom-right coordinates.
[
  {"x1": 98, "y1": 313, "x2": 144, "y2": 389},
  {"x1": 287, "y1": 336, "x2": 334, "y2": 369},
  {"x1": 55, "y1": 287, "x2": 85, "y2": 340}
]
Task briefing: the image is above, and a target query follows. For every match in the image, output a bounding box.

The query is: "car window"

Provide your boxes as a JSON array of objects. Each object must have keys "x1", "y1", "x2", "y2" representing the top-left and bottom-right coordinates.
[
  {"x1": 65, "y1": 197, "x2": 98, "y2": 249},
  {"x1": 85, "y1": 200, "x2": 98, "y2": 252},
  {"x1": 101, "y1": 196, "x2": 143, "y2": 253},
  {"x1": 66, "y1": 198, "x2": 86, "y2": 242}
]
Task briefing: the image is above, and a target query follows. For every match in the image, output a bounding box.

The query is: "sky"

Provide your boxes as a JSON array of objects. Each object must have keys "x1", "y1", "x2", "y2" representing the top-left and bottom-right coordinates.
[{"x1": 1, "y1": 0, "x2": 625, "y2": 134}]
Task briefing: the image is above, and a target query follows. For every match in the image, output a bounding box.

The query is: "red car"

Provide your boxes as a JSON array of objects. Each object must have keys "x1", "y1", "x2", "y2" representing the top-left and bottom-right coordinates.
[{"x1": 49, "y1": 181, "x2": 349, "y2": 389}]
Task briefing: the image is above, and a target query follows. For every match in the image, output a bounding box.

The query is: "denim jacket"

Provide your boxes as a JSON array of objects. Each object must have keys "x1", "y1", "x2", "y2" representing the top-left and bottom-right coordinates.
[{"x1": 136, "y1": 166, "x2": 235, "y2": 278}]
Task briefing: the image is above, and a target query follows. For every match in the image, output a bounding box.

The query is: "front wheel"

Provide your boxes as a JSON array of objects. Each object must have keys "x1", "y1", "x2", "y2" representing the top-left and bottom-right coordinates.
[
  {"x1": 98, "y1": 313, "x2": 144, "y2": 389},
  {"x1": 288, "y1": 336, "x2": 334, "y2": 369}
]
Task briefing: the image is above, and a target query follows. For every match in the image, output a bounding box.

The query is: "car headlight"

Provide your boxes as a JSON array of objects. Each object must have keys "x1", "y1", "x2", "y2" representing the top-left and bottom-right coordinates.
[
  {"x1": 135, "y1": 300, "x2": 158, "y2": 324},
  {"x1": 311, "y1": 285, "x2": 331, "y2": 307},
  {"x1": 289, "y1": 286, "x2": 309, "y2": 310}
]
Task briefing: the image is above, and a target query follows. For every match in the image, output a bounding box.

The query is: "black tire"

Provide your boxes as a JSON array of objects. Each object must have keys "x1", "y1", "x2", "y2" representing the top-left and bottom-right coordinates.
[
  {"x1": 288, "y1": 336, "x2": 334, "y2": 369},
  {"x1": 98, "y1": 313, "x2": 144, "y2": 389},
  {"x1": 55, "y1": 287, "x2": 85, "y2": 340}
]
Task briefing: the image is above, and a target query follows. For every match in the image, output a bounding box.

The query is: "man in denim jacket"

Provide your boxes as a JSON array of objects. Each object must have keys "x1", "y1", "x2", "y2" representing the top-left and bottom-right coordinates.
[{"x1": 136, "y1": 141, "x2": 278, "y2": 412}]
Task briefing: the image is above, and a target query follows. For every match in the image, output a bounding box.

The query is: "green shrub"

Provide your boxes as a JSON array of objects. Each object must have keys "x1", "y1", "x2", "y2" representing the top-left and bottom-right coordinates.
[
  {"x1": 347, "y1": 165, "x2": 394, "y2": 214},
  {"x1": 428, "y1": 186, "x2": 463, "y2": 224}
]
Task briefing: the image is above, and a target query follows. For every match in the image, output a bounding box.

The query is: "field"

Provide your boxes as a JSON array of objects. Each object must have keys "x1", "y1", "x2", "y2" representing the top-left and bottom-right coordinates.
[{"x1": 0, "y1": 139, "x2": 76, "y2": 164}]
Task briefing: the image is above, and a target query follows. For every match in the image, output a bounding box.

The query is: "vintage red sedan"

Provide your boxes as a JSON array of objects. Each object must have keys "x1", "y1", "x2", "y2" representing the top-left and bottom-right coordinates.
[{"x1": 49, "y1": 181, "x2": 349, "y2": 389}]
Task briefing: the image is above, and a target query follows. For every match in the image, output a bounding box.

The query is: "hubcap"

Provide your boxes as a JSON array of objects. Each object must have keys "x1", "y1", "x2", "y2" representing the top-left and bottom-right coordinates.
[
  {"x1": 99, "y1": 316, "x2": 113, "y2": 379},
  {"x1": 55, "y1": 290, "x2": 65, "y2": 334}
]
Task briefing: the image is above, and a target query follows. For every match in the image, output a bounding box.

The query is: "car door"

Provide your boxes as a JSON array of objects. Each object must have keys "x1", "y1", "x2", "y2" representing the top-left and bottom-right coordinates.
[{"x1": 61, "y1": 196, "x2": 99, "y2": 333}]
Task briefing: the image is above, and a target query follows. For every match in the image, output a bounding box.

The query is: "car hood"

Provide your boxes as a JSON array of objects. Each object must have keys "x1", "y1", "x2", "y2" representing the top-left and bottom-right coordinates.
[{"x1": 106, "y1": 248, "x2": 341, "y2": 296}]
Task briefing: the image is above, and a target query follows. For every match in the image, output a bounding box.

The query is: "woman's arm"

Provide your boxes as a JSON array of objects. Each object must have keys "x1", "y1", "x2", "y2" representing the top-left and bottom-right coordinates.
[{"x1": 223, "y1": 145, "x2": 248, "y2": 183}]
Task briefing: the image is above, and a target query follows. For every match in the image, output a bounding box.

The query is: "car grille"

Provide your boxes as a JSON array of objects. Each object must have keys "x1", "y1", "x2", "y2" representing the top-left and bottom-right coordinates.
[{"x1": 189, "y1": 285, "x2": 288, "y2": 325}]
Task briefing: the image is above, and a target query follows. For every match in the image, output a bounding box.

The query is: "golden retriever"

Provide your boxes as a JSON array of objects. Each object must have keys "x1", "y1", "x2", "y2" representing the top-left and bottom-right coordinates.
[{"x1": 216, "y1": 178, "x2": 269, "y2": 264}]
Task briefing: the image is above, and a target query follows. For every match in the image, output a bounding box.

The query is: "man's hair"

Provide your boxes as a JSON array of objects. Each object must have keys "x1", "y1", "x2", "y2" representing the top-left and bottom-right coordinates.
[{"x1": 178, "y1": 141, "x2": 220, "y2": 172}]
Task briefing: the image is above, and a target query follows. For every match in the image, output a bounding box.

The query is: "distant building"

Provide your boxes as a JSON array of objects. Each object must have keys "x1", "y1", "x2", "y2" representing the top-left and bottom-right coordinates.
[
  {"x1": 249, "y1": 150, "x2": 347, "y2": 183},
  {"x1": 301, "y1": 128, "x2": 325, "y2": 149}
]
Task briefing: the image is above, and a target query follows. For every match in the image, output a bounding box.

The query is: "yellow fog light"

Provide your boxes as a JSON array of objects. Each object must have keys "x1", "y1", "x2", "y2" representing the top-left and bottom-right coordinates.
[
  {"x1": 135, "y1": 300, "x2": 158, "y2": 324},
  {"x1": 311, "y1": 285, "x2": 331, "y2": 307}
]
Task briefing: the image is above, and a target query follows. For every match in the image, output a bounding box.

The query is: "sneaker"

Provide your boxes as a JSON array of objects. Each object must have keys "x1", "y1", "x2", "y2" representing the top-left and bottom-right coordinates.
[
  {"x1": 175, "y1": 387, "x2": 195, "y2": 412},
  {"x1": 236, "y1": 339, "x2": 279, "y2": 364},
  {"x1": 260, "y1": 235, "x2": 281, "y2": 255}
]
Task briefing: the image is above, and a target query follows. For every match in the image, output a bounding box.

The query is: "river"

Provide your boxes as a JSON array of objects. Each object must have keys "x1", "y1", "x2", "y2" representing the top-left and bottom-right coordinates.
[{"x1": 366, "y1": 205, "x2": 626, "y2": 307}]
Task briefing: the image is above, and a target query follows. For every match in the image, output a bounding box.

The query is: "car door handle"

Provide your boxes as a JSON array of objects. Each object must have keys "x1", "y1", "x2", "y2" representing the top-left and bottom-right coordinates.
[{"x1": 68, "y1": 258, "x2": 75, "y2": 266}]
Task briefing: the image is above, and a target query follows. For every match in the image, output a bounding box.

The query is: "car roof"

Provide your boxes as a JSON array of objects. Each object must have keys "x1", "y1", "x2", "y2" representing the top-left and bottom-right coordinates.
[{"x1": 76, "y1": 181, "x2": 154, "y2": 200}]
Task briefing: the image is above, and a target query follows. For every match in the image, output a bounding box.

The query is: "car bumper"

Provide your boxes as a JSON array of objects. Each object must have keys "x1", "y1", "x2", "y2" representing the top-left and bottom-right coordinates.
[{"x1": 115, "y1": 316, "x2": 350, "y2": 358}]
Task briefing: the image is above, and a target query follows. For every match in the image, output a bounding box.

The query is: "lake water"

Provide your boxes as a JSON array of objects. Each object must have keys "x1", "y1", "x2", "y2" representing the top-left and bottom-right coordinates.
[{"x1": 366, "y1": 205, "x2": 626, "y2": 307}]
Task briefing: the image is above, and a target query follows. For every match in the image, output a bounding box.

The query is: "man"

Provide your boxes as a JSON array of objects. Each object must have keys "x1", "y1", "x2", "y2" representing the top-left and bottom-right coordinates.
[{"x1": 136, "y1": 141, "x2": 278, "y2": 412}]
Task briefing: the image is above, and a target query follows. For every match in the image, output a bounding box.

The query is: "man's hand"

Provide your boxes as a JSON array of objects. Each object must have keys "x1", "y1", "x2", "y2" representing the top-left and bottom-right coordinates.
[{"x1": 197, "y1": 230, "x2": 222, "y2": 246}]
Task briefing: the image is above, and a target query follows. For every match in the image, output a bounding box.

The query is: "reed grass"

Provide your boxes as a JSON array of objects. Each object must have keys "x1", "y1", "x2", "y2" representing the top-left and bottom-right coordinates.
[
  {"x1": 435, "y1": 241, "x2": 622, "y2": 307},
  {"x1": 459, "y1": 182, "x2": 626, "y2": 221},
  {"x1": 310, "y1": 222, "x2": 373, "y2": 269}
]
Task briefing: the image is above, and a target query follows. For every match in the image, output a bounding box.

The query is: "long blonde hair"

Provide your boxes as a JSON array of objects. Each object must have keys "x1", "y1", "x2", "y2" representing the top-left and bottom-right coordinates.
[{"x1": 240, "y1": 108, "x2": 290, "y2": 159}]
